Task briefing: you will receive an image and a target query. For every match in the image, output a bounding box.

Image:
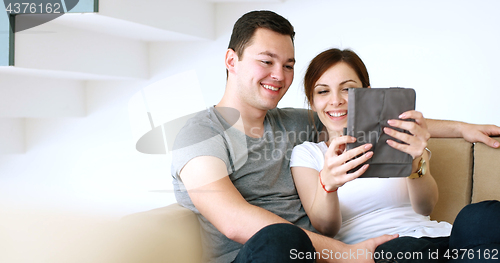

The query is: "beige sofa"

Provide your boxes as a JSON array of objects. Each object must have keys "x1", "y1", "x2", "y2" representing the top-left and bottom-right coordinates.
[{"x1": 121, "y1": 137, "x2": 500, "y2": 263}]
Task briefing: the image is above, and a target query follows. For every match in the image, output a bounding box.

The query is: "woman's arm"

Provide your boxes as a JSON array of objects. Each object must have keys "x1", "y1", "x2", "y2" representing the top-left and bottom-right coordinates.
[
  {"x1": 405, "y1": 150, "x2": 439, "y2": 215},
  {"x1": 386, "y1": 111, "x2": 439, "y2": 215},
  {"x1": 291, "y1": 136, "x2": 373, "y2": 236},
  {"x1": 291, "y1": 166, "x2": 342, "y2": 236}
]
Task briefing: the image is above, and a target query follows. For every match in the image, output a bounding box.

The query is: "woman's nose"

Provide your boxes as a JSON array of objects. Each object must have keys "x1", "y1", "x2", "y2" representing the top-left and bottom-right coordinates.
[{"x1": 329, "y1": 91, "x2": 346, "y2": 106}]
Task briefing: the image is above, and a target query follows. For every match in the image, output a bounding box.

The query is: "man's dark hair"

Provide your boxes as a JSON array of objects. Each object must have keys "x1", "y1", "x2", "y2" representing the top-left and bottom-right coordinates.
[{"x1": 228, "y1": 10, "x2": 295, "y2": 60}]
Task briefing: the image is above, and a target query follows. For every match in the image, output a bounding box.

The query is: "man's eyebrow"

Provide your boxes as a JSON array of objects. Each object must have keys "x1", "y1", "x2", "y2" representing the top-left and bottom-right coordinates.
[{"x1": 258, "y1": 51, "x2": 295, "y2": 63}]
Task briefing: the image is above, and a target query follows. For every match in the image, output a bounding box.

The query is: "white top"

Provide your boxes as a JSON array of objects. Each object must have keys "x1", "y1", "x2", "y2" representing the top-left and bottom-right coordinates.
[{"x1": 290, "y1": 141, "x2": 452, "y2": 244}]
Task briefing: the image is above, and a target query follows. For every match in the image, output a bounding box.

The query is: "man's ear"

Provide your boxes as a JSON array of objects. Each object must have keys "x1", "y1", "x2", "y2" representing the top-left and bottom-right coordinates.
[{"x1": 225, "y1": 49, "x2": 238, "y2": 75}]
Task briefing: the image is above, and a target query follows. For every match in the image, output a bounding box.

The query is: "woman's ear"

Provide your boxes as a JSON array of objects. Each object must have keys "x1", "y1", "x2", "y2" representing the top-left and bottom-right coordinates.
[
  {"x1": 225, "y1": 49, "x2": 238, "y2": 75},
  {"x1": 310, "y1": 103, "x2": 317, "y2": 112}
]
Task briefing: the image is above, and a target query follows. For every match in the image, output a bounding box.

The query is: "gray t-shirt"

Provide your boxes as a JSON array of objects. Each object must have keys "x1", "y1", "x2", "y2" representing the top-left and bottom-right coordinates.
[{"x1": 171, "y1": 106, "x2": 322, "y2": 263}]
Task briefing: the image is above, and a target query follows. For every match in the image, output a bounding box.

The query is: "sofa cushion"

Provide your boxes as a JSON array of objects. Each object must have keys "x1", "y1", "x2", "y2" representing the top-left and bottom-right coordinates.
[
  {"x1": 120, "y1": 203, "x2": 202, "y2": 263},
  {"x1": 428, "y1": 138, "x2": 473, "y2": 224},
  {"x1": 472, "y1": 137, "x2": 500, "y2": 203}
]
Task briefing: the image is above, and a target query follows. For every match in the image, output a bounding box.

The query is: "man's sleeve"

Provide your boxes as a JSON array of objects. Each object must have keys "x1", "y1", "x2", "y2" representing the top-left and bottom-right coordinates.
[{"x1": 171, "y1": 117, "x2": 232, "y2": 180}]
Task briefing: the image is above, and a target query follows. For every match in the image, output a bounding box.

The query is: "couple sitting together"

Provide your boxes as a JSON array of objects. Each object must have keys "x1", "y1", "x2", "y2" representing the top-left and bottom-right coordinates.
[{"x1": 172, "y1": 10, "x2": 500, "y2": 263}]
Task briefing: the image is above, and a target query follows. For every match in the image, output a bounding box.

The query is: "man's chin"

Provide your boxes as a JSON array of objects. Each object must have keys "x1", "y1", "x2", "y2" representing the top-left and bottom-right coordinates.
[
  {"x1": 264, "y1": 103, "x2": 279, "y2": 111},
  {"x1": 256, "y1": 100, "x2": 279, "y2": 111}
]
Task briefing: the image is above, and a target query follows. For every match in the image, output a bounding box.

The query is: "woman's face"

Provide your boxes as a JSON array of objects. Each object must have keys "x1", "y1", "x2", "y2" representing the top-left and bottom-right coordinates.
[{"x1": 311, "y1": 62, "x2": 364, "y2": 135}]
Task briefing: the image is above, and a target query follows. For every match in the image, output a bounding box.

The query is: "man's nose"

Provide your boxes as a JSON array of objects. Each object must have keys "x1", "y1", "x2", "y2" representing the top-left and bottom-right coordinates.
[{"x1": 270, "y1": 66, "x2": 284, "y2": 81}]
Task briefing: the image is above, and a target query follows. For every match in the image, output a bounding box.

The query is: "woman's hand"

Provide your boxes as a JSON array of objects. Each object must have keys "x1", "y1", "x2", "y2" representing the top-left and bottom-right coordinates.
[
  {"x1": 384, "y1": 110, "x2": 430, "y2": 160},
  {"x1": 321, "y1": 136, "x2": 373, "y2": 191}
]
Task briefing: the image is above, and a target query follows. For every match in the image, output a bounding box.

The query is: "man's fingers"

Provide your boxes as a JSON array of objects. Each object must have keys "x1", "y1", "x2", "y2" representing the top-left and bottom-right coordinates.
[
  {"x1": 462, "y1": 123, "x2": 500, "y2": 149},
  {"x1": 482, "y1": 136, "x2": 500, "y2": 148}
]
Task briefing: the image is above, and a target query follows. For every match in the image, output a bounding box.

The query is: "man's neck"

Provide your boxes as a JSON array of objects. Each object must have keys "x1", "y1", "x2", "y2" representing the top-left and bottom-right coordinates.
[{"x1": 216, "y1": 95, "x2": 268, "y2": 138}]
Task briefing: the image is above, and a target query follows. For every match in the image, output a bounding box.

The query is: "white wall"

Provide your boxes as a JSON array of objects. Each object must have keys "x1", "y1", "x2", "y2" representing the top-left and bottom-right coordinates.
[
  {"x1": 1, "y1": 0, "x2": 499, "y2": 222},
  {"x1": 213, "y1": 0, "x2": 500, "y2": 124},
  {"x1": 15, "y1": 18, "x2": 149, "y2": 79}
]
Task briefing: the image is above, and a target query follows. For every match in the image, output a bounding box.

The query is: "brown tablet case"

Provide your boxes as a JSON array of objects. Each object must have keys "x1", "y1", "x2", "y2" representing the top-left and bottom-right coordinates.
[{"x1": 345, "y1": 88, "x2": 416, "y2": 178}]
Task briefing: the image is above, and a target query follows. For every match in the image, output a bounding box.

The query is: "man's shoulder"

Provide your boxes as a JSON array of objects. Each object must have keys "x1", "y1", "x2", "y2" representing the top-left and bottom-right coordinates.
[
  {"x1": 267, "y1": 107, "x2": 310, "y2": 118},
  {"x1": 171, "y1": 107, "x2": 233, "y2": 178},
  {"x1": 266, "y1": 107, "x2": 312, "y2": 126},
  {"x1": 172, "y1": 107, "x2": 226, "y2": 150}
]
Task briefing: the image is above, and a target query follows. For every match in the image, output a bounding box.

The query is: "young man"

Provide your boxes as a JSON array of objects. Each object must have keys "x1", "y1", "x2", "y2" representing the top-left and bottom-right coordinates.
[{"x1": 172, "y1": 11, "x2": 500, "y2": 263}]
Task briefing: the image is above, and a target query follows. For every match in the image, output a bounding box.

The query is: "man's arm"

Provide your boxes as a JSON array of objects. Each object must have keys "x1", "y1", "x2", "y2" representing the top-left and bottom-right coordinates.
[
  {"x1": 180, "y1": 156, "x2": 286, "y2": 243},
  {"x1": 425, "y1": 118, "x2": 500, "y2": 148},
  {"x1": 180, "y1": 156, "x2": 397, "y2": 262}
]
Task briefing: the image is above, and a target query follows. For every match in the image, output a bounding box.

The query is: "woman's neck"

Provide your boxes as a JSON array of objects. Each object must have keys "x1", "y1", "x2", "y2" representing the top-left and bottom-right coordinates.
[{"x1": 325, "y1": 129, "x2": 344, "y2": 147}]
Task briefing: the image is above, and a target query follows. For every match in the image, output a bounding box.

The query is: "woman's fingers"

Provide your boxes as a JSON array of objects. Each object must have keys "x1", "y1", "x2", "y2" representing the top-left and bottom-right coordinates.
[
  {"x1": 325, "y1": 135, "x2": 356, "y2": 158},
  {"x1": 383, "y1": 126, "x2": 420, "y2": 146},
  {"x1": 325, "y1": 142, "x2": 373, "y2": 167},
  {"x1": 342, "y1": 151, "x2": 373, "y2": 172},
  {"x1": 399, "y1": 110, "x2": 428, "y2": 129},
  {"x1": 323, "y1": 143, "x2": 373, "y2": 187},
  {"x1": 385, "y1": 110, "x2": 429, "y2": 159},
  {"x1": 338, "y1": 144, "x2": 373, "y2": 166},
  {"x1": 322, "y1": 135, "x2": 374, "y2": 188},
  {"x1": 384, "y1": 127, "x2": 427, "y2": 158},
  {"x1": 386, "y1": 139, "x2": 424, "y2": 158},
  {"x1": 342, "y1": 164, "x2": 369, "y2": 182},
  {"x1": 390, "y1": 110, "x2": 430, "y2": 140}
]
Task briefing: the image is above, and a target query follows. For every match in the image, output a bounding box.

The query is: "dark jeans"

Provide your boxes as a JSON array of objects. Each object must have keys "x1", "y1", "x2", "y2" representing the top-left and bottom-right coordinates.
[
  {"x1": 232, "y1": 223, "x2": 316, "y2": 263},
  {"x1": 375, "y1": 200, "x2": 500, "y2": 263}
]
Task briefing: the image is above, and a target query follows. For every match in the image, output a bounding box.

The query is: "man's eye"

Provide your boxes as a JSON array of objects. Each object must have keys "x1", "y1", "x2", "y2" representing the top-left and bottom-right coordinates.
[
  {"x1": 261, "y1": 61, "x2": 272, "y2": 65},
  {"x1": 285, "y1": 65, "x2": 294, "y2": 70}
]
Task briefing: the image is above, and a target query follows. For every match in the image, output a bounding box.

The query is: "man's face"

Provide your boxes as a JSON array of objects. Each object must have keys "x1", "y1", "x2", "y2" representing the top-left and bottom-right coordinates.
[{"x1": 231, "y1": 28, "x2": 295, "y2": 111}]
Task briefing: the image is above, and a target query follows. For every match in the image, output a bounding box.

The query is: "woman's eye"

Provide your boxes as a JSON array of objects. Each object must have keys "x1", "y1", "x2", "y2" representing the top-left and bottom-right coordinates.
[
  {"x1": 261, "y1": 61, "x2": 272, "y2": 65},
  {"x1": 285, "y1": 65, "x2": 294, "y2": 70},
  {"x1": 317, "y1": 90, "x2": 328, "y2": 94}
]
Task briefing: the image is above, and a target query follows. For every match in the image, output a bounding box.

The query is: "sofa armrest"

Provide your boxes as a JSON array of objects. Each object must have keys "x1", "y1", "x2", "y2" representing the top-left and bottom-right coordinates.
[
  {"x1": 428, "y1": 138, "x2": 473, "y2": 224},
  {"x1": 472, "y1": 137, "x2": 500, "y2": 203},
  {"x1": 119, "y1": 203, "x2": 202, "y2": 263}
]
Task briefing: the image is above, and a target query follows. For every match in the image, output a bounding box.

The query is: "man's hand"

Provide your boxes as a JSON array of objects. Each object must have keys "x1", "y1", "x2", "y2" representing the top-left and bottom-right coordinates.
[
  {"x1": 306, "y1": 231, "x2": 398, "y2": 263},
  {"x1": 460, "y1": 123, "x2": 500, "y2": 148},
  {"x1": 426, "y1": 119, "x2": 500, "y2": 148},
  {"x1": 344, "y1": 234, "x2": 399, "y2": 263}
]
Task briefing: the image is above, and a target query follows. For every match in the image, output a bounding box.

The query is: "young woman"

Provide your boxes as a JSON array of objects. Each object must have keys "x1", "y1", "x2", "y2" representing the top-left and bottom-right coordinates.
[{"x1": 290, "y1": 48, "x2": 500, "y2": 262}]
